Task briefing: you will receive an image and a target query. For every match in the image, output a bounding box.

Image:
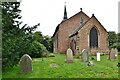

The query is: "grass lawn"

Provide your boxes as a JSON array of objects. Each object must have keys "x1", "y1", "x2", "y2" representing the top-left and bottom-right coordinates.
[{"x1": 2, "y1": 53, "x2": 119, "y2": 78}]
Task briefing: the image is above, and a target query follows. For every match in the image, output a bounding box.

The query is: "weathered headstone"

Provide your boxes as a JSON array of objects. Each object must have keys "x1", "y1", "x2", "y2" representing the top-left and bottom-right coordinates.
[
  {"x1": 66, "y1": 48, "x2": 73, "y2": 62},
  {"x1": 115, "y1": 48, "x2": 118, "y2": 59},
  {"x1": 97, "y1": 52, "x2": 100, "y2": 61},
  {"x1": 75, "y1": 46, "x2": 80, "y2": 58},
  {"x1": 109, "y1": 48, "x2": 116, "y2": 60},
  {"x1": 19, "y1": 54, "x2": 32, "y2": 74},
  {"x1": 82, "y1": 49, "x2": 89, "y2": 62}
]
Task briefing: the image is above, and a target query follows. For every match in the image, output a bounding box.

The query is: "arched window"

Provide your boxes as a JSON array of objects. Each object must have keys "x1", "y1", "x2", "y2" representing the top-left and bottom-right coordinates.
[{"x1": 90, "y1": 27, "x2": 98, "y2": 48}]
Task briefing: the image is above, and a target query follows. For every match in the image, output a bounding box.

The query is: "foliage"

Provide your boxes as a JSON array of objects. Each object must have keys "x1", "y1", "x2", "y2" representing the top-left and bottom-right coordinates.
[
  {"x1": 41, "y1": 35, "x2": 53, "y2": 52},
  {"x1": 33, "y1": 31, "x2": 44, "y2": 43},
  {"x1": 2, "y1": 54, "x2": 118, "y2": 78},
  {"x1": 117, "y1": 33, "x2": 120, "y2": 42},
  {"x1": 2, "y1": 2, "x2": 23, "y2": 69},
  {"x1": 33, "y1": 32, "x2": 53, "y2": 52},
  {"x1": 2, "y1": 2, "x2": 41, "y2": 69},
  {"x1": 30, "y1": 40, "x2": 49, "y2": 58},
  {"x1": 111, "y1": 43, "x2": 120, "y2": 52},
  {"x1": 108, "y1": 31, "x2": 120, "y2": 51},
  {"x1": 108, "y1": 31, "x2": 117, "y2": 47}
]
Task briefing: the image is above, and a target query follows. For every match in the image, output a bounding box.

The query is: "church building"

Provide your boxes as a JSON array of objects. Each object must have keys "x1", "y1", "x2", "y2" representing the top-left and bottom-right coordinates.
[{"x1": 52, "y1": 4, "x2": 110, "y2": 55}]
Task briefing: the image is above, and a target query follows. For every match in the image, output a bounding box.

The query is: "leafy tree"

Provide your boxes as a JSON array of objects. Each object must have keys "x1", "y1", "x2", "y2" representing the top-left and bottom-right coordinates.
[
  {"x1": 108, "y1": 31, "x2": 117, "y2": 47},
  {"x1": 2, "y1": 2, "x2": 23, "y2": 68},
  {"x1": 108, "y1": 32, "x2": 120, "y2": 51},
  {"x1": 33, "y1": 31, "x2": 44, "y2": 43},
  {"x1": 41, "y1": 35, "x2": 53, "y2": 52},
  {"x1": 30, "y1": 40, "x2": 48, "y2": 58},
  {"x1": 116, "y1": 33, "x2": 120, "y2": 52},
  {"x1": 33, "y1": 32, "x2": 53, "y2": 52},
  {"x1": 117, "y1": 33, "x2": 120, "y2": 42},
  {"x1": 2, "y1": 2, "x2": 52, "y2": 69},
  {"x1": 2, "y1": 2, "x2": 40, "y2": 69}
]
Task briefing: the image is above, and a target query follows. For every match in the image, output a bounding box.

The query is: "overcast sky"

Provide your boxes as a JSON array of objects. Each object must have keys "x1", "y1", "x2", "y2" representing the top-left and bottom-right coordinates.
[{"x1": 19, "y1": 0, "x2": 119, "y2": 36}]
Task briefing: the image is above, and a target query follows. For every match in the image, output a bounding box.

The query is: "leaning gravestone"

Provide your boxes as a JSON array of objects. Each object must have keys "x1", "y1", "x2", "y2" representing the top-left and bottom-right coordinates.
[
  {"x1": 82, "y1": 49, "x2": 89, "y2": 62},
  {"x1": 66, "y1": 48, "x2": 73, "y2": 62},
  {"x1": 96, "y1": 52, "x2": 100, "y2": 61},
  {"x1": 109, "y1": 48, "x2": 116, "y2": 60},
  {"x1": 19, "y1": 54, "x2": 32, "y2": 74}
]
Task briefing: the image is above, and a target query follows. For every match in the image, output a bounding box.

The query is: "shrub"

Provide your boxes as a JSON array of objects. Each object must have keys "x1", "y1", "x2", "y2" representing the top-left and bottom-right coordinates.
[{"x1": 30, "y1": 40, "x2": 49, "y2": 58}]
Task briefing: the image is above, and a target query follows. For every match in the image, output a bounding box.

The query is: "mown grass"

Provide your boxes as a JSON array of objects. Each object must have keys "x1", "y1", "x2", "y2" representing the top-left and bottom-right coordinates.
[{"x1": 2, "y1": 53, "x2": 119, "y2": 78}]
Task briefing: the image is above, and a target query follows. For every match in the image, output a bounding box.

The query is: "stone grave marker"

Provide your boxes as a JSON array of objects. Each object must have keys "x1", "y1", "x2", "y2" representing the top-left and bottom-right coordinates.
[
  {"x1": 115, "y1": 48, "x2": 118, "y2": 59},
  {"x1": 82, "y1": 49, "x2": 89, "y2": 62},
  {"x1": 97, "y1": 52, "x2": 100, "y2": 61},
  {"x1": 19, "y1": 54, "x2": 32, "y2": 74},
  {"x1": 109, "y1": 48, "x2": 116, "y2": 60},
  {"x1": 75, "y1": 46, "x2": 80, "y2": 58},
  {"x1": 66, "y1": 48, "x2": 73, "y2": 62}
]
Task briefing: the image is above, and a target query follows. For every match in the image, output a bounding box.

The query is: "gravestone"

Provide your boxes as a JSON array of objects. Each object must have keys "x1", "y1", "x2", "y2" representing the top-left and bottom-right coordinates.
[
  {"x1": 75, "y1": 46, "x2": 80, "y2": 58},
  {"x1": 19, "y1": 54, "x2": 32, "y2": 74},
  {"x1": 66, "y1": 48, "x2": 73, "y2": 62},
  {"x1": 97, "y1": 52, "x2": 100, "y2": 61},
  {"x1": 109, "y1": 48, "x2": 116, "y2": 60},
  {"x1": 82, "y1": 49, "x2": 89, "y2": 62},
  {"x1": 115, "y1": 48, "x2": 118, "y2": 59}
]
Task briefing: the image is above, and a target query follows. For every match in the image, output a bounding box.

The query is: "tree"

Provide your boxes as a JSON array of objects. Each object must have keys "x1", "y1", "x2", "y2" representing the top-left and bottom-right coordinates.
[
  {"x1": 2, "y1": 2, "x2": 23, "y2": 68},
  {"x1": 33, "y1": 31, "x2": 44, "y2": 43},
  {"x1": 2, "y1": 2, "x2": 51, "y2": 69},
  {"x1": 41, "y1": 35, "x2": 53, "y2": 52},
  {"x1": 30, "y1": 40, "x2": 48, "y2": 58},
  {"x1": 2, "y1": 2, "x2": 40, "y2": 69},
  {"x1": 108, "y1": 32, "x2": 120, "y2": 51},
  {"x1": 117, "y1": 33, "x2": 120, "y2": 42},
  {"x1": 108, "y1": 31, "x2": 117, "y2": 47},
  {"x1": 33, "y1": 32, "x2": 53, "y2": 52}
]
